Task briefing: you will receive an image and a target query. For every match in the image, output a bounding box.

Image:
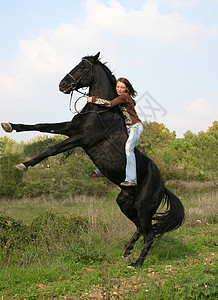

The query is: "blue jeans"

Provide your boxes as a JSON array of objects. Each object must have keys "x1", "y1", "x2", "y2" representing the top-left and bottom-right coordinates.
[{"x1": 125, "y1": 122, "x2": 143, "y2": 183}]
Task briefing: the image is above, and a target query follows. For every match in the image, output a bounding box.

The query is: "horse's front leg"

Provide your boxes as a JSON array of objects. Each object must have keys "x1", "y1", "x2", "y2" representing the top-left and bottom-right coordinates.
[
  {"x1": 15, "y1": 135, "x2": 82, "y2": 171},
  {"x1": 1, "y1": 121, "x2": 72, "y2": 136}
]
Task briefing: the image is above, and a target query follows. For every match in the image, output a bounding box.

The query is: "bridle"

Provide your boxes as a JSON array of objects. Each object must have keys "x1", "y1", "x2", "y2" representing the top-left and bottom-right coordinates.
[
  {"x1": 67, "y1": 58, "x2": 94, "y2": 114},
  {"x1": 67, "y1": 58, "x2": 93, "y2": 94},
  {"x1": 67, "y1": 58, "x2": 110, "y2": 115}
]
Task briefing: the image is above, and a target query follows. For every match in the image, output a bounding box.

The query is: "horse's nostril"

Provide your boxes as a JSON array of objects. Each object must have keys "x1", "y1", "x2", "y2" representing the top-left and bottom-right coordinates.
[
  {"x1": 59, "y1": 81, "x2": 68, "y2": 92},
  {"x1": 59, "y1": 80, "x2": 66, "y2": 88}
]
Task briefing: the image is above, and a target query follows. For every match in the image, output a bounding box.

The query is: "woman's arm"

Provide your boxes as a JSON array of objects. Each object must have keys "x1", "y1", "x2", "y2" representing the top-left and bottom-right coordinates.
[
  {"x1": 87, "y1": 97, "x2": 94, "y2": 103},
  {"x1": 87, "y1": 94, "x2": 127, "y2": 107}
]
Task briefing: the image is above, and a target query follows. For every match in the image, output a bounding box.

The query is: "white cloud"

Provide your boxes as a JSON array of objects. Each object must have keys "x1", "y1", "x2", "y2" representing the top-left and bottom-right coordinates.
[
  {"x1": 186, "y1": 98, "x2": 213, "y2": 115},
  {"x1": 84, "y1": 0, "x2": 218, "y2": 47}
]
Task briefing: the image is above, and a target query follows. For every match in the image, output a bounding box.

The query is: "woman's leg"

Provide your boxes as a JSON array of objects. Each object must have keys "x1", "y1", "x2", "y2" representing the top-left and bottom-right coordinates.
[{"x1": 125, "y1": 122, "x2": 143, "y2": 183}]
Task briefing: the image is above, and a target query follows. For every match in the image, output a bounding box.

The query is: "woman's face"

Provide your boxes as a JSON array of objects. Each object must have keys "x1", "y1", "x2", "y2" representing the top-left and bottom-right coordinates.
[{"x1": 116, "y1": 81, "x2": 128, "y2": 96}]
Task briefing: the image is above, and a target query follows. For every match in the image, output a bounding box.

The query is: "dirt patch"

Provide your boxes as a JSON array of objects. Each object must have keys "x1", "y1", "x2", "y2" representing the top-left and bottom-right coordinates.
[{"x1": 83, "y1": 275, "x2": 149, "y2": 299}]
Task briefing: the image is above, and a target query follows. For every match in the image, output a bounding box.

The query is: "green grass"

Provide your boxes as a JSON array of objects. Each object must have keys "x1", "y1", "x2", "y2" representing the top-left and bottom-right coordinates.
[{"x1": 0, "y1": 182, "x2": 217, "y2": 299}]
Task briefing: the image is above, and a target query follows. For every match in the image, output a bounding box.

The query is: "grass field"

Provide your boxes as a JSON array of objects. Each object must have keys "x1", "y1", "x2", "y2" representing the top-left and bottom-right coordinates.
[{"x1": 0, "y1": 181, "x2": 217, "y2": 299}]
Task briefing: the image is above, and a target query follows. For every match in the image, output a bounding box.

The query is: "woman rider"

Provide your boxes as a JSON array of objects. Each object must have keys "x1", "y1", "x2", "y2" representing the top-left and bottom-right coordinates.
[{"x1": 87, "y1": 77, "x2": 143, "y2": 186}]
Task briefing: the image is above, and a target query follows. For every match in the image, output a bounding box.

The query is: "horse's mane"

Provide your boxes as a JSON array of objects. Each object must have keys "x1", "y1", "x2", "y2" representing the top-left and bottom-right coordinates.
[
  {"x1": 82, "y1": 55, "x2": 116, "y2": 85},
  {"x1": 97, "y1": 60, "x2": 116, "y2": 84},
  {"x1": 78, "y1": 54, "x2": 118, "y2": 116}
]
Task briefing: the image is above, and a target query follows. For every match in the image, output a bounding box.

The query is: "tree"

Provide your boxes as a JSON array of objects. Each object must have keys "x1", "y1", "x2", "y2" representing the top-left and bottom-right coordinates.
[
  {"x1": 0, "y1": 136, "x2": 17, "y2": 155},
  {"x1": 207, "y1": 121, "x2": 218, "y2": 138},
  {"x1": 138, "y1": 121, "x2": 175, "y2": 155},
  {"x1": 182, "y1": 129, "x2": 218, "y2": 181},
  {"x1": 0, "y1": 153, "x2": 24, "y2": 197}
]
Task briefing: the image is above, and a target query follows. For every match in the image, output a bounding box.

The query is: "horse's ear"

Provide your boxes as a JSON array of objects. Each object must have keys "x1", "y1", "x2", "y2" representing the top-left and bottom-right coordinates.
[{"x1": 93, "y1": 52, "x2": 100, "y2": 62}]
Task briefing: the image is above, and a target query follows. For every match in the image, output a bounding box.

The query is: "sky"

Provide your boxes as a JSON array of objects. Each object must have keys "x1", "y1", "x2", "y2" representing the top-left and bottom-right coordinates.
[{"x1": 0, "y1": 0, "x2": 218, "y2": 142}]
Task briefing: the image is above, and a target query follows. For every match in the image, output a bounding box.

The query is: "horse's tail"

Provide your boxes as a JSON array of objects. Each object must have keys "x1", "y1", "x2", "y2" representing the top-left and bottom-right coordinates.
[{"x1": 153, "y1": 188, "x2": 185, "y2": 237}]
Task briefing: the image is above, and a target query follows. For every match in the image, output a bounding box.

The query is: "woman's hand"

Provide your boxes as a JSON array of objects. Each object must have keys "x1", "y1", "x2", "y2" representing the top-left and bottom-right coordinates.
[{"x1": 87, "y1": 97, "x2": 93, "y2": 103}]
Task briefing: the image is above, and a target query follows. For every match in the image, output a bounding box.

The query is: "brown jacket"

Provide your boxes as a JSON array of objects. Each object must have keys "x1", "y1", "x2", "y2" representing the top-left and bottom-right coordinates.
[{"x1": 92, "y1": 93, "x2": 141, "y2": 126}]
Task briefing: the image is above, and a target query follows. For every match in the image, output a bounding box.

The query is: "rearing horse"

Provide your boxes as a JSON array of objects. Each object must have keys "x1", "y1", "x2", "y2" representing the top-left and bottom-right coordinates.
[{"x1": 1, "y1": 52, "x2": 184, "y2": 267}]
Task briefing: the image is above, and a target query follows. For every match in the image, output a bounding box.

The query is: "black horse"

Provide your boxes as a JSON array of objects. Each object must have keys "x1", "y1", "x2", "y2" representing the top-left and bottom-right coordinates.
[{"x1": 1, "y1": 52, "x2": 184, "y2": 267}]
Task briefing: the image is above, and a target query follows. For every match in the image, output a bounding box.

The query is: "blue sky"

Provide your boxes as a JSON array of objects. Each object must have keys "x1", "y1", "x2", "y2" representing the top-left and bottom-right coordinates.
[{"x1": 0, "y1": 0, "x2": 217, "y2": 142}]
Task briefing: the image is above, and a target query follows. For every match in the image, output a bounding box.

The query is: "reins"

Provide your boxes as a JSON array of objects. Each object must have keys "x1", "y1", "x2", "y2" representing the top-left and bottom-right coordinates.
[
  {"x1": 69, "y1": 90, "x2": 111, "y2": 115},
  {"x1": 69, "y1": 91, "x2": 88, "y2": 114},
  {"x1": 68, "y1": 92, "x2": 125, "y2": 157}
]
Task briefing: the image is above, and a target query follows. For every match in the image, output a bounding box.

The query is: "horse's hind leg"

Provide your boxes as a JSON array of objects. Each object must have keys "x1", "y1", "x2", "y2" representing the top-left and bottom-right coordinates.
[
  {"x1": 124, "y1": 228, "x2": 142, "y2": 257},
  {"x1": 2, "y1": 122, "x2": 72, "y2": 136},
  {"x1": 129, "y1": 229, "x2": 155, "y2": 268},
  {"x1": 130, "y1": 195, "x2": 162, "y2": 267},
  {"x1": 126, "y1": 171, "x2": 165, "y2": 268},
  {"x1": 116, "y1": 190, "x2": 142, "y2": 257}
]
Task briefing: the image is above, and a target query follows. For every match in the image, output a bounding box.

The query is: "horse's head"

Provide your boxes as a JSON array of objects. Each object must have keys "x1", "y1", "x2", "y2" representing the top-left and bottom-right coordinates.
[{"x1": 59, "y1": 52, "x2": 100, "y2": 94}]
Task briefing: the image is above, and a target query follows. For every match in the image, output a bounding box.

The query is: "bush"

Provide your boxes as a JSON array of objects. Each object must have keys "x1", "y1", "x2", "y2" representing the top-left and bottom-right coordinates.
[
  {"x1": 0, "y1": 153, "x2": 24, "y2": 197},
  {"x1": 0, "y1": 214, "x2": 31, "y2": 253},
  {"x1": 30, "y1": 211, "x2": 88, "y2": 236},
  {"x1": 0, "y1": 211, "x2": 89, "y2": 263}
]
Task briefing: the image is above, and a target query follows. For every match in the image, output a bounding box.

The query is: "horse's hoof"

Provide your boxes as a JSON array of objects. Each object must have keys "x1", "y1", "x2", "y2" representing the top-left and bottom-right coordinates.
[
  {"x1": 123, "y1": 254, "x2": 133, "y2": 262},
  {"x1": 15, "y1": 163, "x2": 28, "y2": 172},
  {"x1": 1, "y1": 122, "x2": 13, "y2": 133},
  {"x1": 127, "y1": 265, "x2": 134, "y2": 269},
  {"x1": 127, "y1": 262, "x2": 141, "y2": 268}
]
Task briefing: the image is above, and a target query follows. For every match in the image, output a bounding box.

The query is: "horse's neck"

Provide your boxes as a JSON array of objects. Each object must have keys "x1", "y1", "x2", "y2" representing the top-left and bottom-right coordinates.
[{"x1": 89, "y1": 65, "x2": 116, "y2": 100}]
